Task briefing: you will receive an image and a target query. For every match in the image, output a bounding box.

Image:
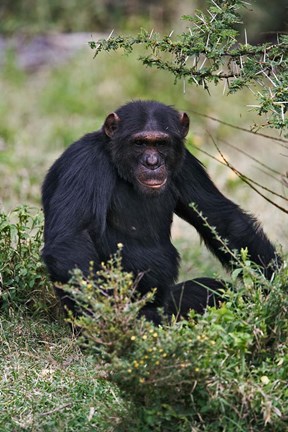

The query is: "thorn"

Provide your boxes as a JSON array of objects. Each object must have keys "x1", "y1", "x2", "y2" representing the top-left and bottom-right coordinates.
[
  {"x1": 262, "y1": 70, "x2": 277, "y2": 87},
  {"x1": 247, "y1": 86, "x2": 256, "y2": 95},
  {"x1": 107, "y1": 29, "x2": 114, "y2": 40},
  {"x1": 244, "y1": 28, "x2": 248, "y2": 46},
  {"x1": 272, "y1": 71, "x2": 280, "y2": 83},
  {"x1": 211, "y1": 0, "x2": 221, "y2": 10},
  {"x1": 194, "y1": 22, "x2": 204, "y2": 32},
  {"x1": 199, "y1": 57, "x2": 207, "y2": 70},
  {"x1": 190, "y1": 75, "x2": 199, "y2": 85},
  {"x1": 207, "y1": 10, "x2": 217, "y2": 23},
  {"x1": 240, "y1": 56, "x2": 243, "y2": 70},
  {"x1": 195, "y1": 13, "x2": 206, "y2": 25}
]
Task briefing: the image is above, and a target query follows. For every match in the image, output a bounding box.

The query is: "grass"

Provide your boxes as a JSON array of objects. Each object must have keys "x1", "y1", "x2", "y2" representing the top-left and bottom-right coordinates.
[{"x1": 0, "y1": 314, "x2": 126, "y2": 431}]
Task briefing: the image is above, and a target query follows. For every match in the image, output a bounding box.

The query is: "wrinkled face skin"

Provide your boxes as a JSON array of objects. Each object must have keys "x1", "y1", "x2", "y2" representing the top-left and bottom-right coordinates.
[{"x1": 103, "y1": 101, "x2": 190, "y2": 195}]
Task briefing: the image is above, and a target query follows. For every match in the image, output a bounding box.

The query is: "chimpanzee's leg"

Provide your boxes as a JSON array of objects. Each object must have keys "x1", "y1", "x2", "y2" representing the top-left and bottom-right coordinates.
[{"x1": 165, "y1": 278, "x2": 226, "y2": 318}]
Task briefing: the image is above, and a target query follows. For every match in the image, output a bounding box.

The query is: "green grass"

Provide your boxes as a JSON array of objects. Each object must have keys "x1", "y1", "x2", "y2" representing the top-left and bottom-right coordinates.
[{"x1": 0, "y1": 314, "x2": 126, "y2": 431}]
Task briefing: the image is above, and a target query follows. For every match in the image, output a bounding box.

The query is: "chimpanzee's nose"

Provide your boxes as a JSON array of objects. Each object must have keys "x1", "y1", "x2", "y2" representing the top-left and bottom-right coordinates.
[{"x1": 144, "y1": 153, "x2": 160, "y2": 168}]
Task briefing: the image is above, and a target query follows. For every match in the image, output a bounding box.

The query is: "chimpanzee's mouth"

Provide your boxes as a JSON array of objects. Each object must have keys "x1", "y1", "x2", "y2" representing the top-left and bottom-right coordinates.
[{"x1": 138, "y1": 178, "x2": 167, "y2": 189}]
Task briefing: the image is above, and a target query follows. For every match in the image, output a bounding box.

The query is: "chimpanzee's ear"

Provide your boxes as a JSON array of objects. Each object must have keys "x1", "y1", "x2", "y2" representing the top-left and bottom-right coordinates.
[
  {"x1": 179, "y1": 112, "x2": 190, "y2": 137},
  {"x1": 103, "y1": 112, "x2": 121, "y2": 138}
]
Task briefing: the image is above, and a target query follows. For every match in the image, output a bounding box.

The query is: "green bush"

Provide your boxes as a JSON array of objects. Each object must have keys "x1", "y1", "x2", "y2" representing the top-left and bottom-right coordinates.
[
  {"x1": 0, "y1": 206, "x2": 55, "y2": 315},
  {"x1": 66, "y1": 249, "x2": 288, "y2": 431}
]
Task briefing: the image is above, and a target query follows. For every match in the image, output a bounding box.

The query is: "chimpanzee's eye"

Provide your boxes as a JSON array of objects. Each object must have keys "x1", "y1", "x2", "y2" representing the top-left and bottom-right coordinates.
[
  {"x1": 135, "y1": 140, "x2": 145, "y2": 146},
  {"x1": 156, "y1": 141, "x2": 166, "y2": 148}
]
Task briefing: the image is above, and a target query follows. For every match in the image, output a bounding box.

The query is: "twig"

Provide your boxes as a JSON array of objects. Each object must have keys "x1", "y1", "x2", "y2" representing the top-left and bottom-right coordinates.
[
  {"x1": 208, "y1": 134, "x2": 288, "y2": 213},
  {"x1": 187, "y1": 110, "x2": 288, "y2": 148},
  {"x1": 220, "y1": 139, "x2": 283, "y2": 176},
  {"x1": 39, "y1": 403, "x2": 72, "y2": 417}
]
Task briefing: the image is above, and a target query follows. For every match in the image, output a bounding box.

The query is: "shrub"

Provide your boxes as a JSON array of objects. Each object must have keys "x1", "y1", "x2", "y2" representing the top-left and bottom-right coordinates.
[
  {"x1": 0, "y1": 206, "x2": 55, "y2": 315},
  {"x1": 66, "y1": 249, "x2": 288, "y2": 431}
]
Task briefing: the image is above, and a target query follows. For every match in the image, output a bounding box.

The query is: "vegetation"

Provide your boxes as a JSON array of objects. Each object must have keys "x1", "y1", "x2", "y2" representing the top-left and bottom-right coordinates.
[
  {"x1": 66, "y1": 247, "x2": 288, "y2": 431},
  {"x1": 0, "y1": 207, "x2": 53, "y2": 314},
  {"x1": 1, "y1": 208, "x2": 287, "y2": 430},
  {"x1": 0, "y1": 313, "x2": 126, "y2": 431}
]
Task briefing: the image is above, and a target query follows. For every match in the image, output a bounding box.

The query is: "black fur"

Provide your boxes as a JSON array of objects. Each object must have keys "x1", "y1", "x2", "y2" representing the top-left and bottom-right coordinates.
[{"x1": 42, "y1": 101, "x2": 278, "y2": 323}]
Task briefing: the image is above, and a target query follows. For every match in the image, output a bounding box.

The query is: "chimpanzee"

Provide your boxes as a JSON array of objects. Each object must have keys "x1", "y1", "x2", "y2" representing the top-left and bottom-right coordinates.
[{"x1": 42, "y1": 100, "x2": 278, "y2": 323}]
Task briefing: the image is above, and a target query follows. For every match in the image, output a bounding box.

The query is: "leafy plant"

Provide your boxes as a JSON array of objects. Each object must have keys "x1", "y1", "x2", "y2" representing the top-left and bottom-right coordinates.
[
  {"x1": 64, "y1": 245, "x2": 156, "y2": 358},
  {"x1": 66, "y1": 248, "x2": 288, "y2": 431},
  {"x1": 0, "y1": 206, "x2": 55, "y2": 314}
]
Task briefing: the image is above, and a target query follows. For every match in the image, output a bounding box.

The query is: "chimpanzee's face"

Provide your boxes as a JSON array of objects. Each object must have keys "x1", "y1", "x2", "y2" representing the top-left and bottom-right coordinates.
[
  {"x1": 127, "y1": 131, "x2": 176, "y2": 194},
  {"x1": 103, "y1": 101, "x2": 189, "y2": 194}
]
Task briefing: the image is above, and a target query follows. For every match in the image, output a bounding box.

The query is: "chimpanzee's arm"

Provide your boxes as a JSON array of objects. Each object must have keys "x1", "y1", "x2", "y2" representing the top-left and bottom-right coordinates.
[
  {"x1": 42, "y1": 133, "x2": 116, "y2": 283},
  {"x1": 174, "y1": 149, "x2": 278, "y2": 277}
]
